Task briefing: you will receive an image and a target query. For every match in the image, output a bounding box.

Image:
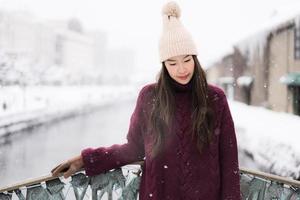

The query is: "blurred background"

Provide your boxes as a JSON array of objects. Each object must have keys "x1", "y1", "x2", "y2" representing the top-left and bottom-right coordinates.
[{"x1": 0, "y1": 0, "x2": 300, "y2": 189}]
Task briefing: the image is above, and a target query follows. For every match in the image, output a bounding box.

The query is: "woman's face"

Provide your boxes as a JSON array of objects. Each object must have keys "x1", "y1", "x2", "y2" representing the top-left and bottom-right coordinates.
[{"x1": 164, "y1": 55, "x2": 195, "y2": 85}]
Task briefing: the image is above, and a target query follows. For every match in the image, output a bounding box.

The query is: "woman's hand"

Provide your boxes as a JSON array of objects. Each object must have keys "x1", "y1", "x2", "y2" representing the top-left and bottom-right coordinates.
[{"x1": 51, "y1": 155, "x2": 84, "y2": 178}]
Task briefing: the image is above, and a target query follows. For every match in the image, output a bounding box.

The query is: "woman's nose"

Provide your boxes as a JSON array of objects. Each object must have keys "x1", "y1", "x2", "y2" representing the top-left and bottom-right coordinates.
[{"x1": 177, "y1": 63, "x2": 186, "y2": 73}]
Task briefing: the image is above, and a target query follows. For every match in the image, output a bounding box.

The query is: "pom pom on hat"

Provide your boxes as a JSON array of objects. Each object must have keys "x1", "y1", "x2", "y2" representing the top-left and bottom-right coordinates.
[{"x1": 162, "y1": 1, "x2": 181, "y2": 18}]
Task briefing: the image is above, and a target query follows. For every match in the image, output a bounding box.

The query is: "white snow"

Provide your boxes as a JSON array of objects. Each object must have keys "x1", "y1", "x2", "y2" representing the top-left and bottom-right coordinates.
[
  {"x1": 236, "y1": 76, "x2": 253, "y2": 87},
  {"x1": 229, "y1": 100, "x2": 300, "y2": 179},
  {"x1": 0, "y1": 84, "x2": 139, "y2": 137}
]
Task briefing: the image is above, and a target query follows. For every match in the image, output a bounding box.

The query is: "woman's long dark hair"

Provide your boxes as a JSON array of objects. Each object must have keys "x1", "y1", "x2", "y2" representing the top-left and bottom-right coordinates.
[{"x1": 149, "y1": 55, "x2": 215, "y2": 157}]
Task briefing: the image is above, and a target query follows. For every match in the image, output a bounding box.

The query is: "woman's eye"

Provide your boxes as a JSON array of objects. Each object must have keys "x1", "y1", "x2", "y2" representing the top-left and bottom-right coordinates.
[
  {"x1": 170, "y1": 63, "x2": 176, "y2": 66},
  {"x1": 184, "y1": 59, "x2": 191, "y2": 62}
]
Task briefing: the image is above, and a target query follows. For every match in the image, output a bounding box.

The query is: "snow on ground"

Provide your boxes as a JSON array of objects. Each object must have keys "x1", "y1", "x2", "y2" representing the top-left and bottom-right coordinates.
[
  {"x1": 229, "y1": 100, "x2": 300, "y2": 179},
  {"x1": 0, "y1": 84, "x2": 139, "y2": 138}
]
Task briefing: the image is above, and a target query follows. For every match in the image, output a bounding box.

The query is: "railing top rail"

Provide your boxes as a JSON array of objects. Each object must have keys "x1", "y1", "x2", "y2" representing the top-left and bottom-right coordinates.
[
  {"x1": 0, "y1": 163, "x2": 299, "y2": 193},
  {"x1": 0, "y1": 161, "x2": 143, "y2": 193},
  {"x1": 0, "y1": 173, "x2": 62, "y2": 193},
  {"x1": 239, "y1": 167, "x2": 300, "y2": 188}
]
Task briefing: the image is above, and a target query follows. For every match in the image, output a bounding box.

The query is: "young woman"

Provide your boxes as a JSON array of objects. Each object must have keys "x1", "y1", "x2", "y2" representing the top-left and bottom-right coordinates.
[{"x1": 52, "y1": 2, "x2": 241, "y2": 199}]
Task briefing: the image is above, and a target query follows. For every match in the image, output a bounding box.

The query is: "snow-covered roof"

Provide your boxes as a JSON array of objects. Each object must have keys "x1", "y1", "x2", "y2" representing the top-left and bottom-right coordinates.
[
  {"x1": 236, "y1": 3, "x2": 300, "y2": 63},
  {"x1": 280, "y1": 72, "x2": 300, "y2": 86},
  {"x1": 237, "y1": 76, "x2": 254, "y2": 87},
  {"x1": 208, "y1": 2, "x2": 300, "y2": 67}
]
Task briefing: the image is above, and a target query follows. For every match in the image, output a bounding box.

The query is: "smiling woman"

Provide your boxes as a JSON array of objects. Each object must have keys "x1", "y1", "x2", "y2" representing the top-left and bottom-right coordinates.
[
  {"x1": 51, "y1": 1, "x2": 241, "y2": 199},
  {"x1": 164, "y1": 55, "x2": 195, "y2": 85}
]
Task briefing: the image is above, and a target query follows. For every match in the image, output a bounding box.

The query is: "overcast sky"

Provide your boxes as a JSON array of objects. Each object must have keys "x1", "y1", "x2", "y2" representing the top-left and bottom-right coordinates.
[{"x1": 1, "y1": 0, "x2": 300, "y2": 79}]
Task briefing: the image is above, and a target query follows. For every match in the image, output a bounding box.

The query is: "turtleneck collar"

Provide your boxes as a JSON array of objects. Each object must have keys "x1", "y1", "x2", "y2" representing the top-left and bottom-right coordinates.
[{"x1": 169, "y1": 77, "x2": 192, "y2": 93}]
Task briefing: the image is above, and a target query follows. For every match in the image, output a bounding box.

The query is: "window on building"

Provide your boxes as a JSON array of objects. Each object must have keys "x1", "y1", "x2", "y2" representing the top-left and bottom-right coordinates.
[
  {"x1": 55, "y1": 35, "x2": 64, "y2": 65},
  {"x1": 294, "y1": 21, "x2": 300, "y2": 60},
  {"x1": 289, "y1": 86, "x2": 300, "y2": 116},
  {"x1": 280, "y1": 73, "x2": 300, "y2": 116}
]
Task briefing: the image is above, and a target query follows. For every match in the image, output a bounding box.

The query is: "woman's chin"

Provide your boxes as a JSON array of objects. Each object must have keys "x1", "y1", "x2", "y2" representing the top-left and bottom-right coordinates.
[{"x1": 176, "y1": 78, "x2": 191, "y2": 85}]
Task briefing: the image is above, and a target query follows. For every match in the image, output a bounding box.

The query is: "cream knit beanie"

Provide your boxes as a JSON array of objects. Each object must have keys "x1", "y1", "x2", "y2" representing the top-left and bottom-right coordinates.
[{"x1": 159, "y1": 1, "x2": 198, "y2": 63}]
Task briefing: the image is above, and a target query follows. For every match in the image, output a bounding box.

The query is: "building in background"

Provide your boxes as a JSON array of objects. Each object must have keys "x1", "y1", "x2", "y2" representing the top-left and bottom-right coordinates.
[
  {"x1": 0, "y1": 10, "x2": 135, "y2": 85},
  {"x1": 206, "y1": 13, "x2": 300, "y2": 116}
]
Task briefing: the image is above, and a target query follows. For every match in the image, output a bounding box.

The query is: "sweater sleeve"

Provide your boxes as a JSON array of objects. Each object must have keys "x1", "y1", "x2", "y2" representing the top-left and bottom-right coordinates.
[
  {"x1": 81, "y1": 87, "x2": 147, "y2": 176},
  {"x1": 219, "y1": 94, "x2": 241, "y2": 200}
]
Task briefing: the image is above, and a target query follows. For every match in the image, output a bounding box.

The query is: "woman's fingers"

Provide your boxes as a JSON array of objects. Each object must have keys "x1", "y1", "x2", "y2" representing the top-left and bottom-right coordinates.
[
  {"x1": 51, "y1": 162, "x2": 70, "y2": 177},
  {"x1": 51, "y1": 164, "x2": 62, "y2": 174},
  {"x1": 63, "y1": 165, "x2": 76, "y2": 179},
  {"x1": 51, "y1": 155, "x2": 83, "y2": 178}
]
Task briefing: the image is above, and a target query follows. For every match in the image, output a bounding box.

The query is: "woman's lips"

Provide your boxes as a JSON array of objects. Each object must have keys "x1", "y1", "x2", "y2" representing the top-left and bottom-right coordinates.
[{"x1": 178, "y1": 74, "x2": 189, "y2": 80}]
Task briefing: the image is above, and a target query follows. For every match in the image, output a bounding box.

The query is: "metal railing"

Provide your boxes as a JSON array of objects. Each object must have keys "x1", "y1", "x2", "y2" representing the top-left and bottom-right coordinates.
[
  {"x1": 0, "y1": 164, "x2": 141, "y2": 200},
  {"x1": 0, "y1": 163, "x2": 300, "y2": 200}
]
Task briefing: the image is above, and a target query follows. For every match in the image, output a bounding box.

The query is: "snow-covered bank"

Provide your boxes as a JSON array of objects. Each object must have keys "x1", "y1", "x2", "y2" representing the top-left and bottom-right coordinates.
[
  {"x1": 230, "y1": 100, "x2": 300, "y2": 180},
  {"x1": 0, "y1": 85, "x2": 139, "y2": 140}
]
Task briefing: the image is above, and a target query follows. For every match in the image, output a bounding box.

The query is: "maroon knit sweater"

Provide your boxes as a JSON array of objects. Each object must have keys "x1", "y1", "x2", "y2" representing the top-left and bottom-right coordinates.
[{"x1": 81, "y1": 79, "x2": 241, "y2": 200}]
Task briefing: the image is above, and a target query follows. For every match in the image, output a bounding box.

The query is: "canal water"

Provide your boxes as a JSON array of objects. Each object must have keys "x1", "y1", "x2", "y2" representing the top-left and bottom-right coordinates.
[{"x1": 0, "y1": 99, "x2": 136, "y2": 188}]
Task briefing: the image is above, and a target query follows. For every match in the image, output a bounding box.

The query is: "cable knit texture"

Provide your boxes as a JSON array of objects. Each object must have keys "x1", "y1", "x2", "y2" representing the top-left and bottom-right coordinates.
[{"x1": 81, "y1": 80, "x2": 241, "y2": 200}]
